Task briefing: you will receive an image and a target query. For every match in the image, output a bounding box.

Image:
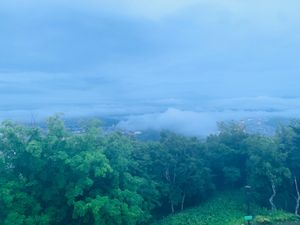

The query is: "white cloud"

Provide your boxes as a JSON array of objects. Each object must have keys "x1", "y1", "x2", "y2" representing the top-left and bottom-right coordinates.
[
  {"x1": 1, "y1": 0, "x2": 300, "y2": 133},
  {"x1": 117, "y1": 108, "x2": 218, "y2": 136},
  {"x1": 117, "y1": 96, "x2": 300, "y2": 136}
]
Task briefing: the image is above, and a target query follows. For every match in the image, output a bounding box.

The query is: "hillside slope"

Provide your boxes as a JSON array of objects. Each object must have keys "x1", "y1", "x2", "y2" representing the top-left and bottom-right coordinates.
[{"x1": 152, "y1": 192, "x2": 299, "y2": 225}]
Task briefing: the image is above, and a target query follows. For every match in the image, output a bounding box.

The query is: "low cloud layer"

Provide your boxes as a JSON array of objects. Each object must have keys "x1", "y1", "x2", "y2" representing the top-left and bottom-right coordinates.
[
  {"x1": 117, "y1": 97, "x2": 300, "y2": 136},
  {"x1": 1, "y1": 1, "x2": 300, "y2": 134}
]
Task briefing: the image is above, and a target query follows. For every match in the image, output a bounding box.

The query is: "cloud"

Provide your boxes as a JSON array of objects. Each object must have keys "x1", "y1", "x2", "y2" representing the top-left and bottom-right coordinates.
[
  {"x1": 117, "y1": 97, "x2": 300, "y2": 136},
  {"x1": 1, "y1": 72, "x2": 300, "y2": 136},
  {"x1": 117, "y1": 108, "x2": 218, "y2": 136},
  {"x1": 2, "y1": 0, "x2": 300, "y2": 74},
  {"x1": 1, "y1": 70, "x2": 300, "y2": 123},
  {"x1": 208, "y1": 96, "x2": 300, "y2": 112},
  {"x1": 1, "y1": 0, "x2": 300, "y2": 135}
]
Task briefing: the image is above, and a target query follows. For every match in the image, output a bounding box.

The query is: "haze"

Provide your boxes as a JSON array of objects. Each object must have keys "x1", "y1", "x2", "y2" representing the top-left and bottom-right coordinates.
[{"x1": 1, "y1": 0, "x2": 300, "y2": 135}]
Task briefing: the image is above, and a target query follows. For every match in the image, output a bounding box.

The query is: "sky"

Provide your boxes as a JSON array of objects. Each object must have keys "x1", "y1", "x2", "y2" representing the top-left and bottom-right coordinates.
[{"x1": 1, "y1": 0, "x2": 300, "y2": 135}]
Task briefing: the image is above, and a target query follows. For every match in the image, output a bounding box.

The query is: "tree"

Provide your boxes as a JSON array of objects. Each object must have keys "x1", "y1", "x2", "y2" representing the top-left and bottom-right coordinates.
[
  {"x1": 0, "y1": 116, "x2": 158, "y2": 225},
  {"x1": 136, "y1": 131, "x2": 213, "y2": 214},
  {"x1": 205, "y1": 122, "x2": 249, "y2": 189},
  {"x1": 278, "y1": 121, "x2": 300, "y2": 215},
  {"x1": 246, "y1": 135, "x2": 291, "y2": 211}
]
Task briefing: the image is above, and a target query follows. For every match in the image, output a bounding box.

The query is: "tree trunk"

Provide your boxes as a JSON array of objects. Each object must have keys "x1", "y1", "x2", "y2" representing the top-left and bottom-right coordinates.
[
  {"x1": 269, "y1": 180, "x2": 277, "y2": 211},
  {"x1": 173, "y1": 164, "x2": 177, "y2": 183},
  {"x1": 294, "y1": 176, "x2": 300, "y2": 216},
  {"x1": 165, "y1": 168, "x2": 170, "y2": 182},
  {"x1": 171, "y1": 202, "x2": 175, "y2": 214},
  {"x1": 181, "y1": 192, "x2": 186, "y2": 211}
]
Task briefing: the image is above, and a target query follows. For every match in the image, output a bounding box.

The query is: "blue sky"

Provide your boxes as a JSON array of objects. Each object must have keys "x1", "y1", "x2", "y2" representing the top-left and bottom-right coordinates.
[{"x1": 1, "y1": 0, "x2": 300, "y2": 135}]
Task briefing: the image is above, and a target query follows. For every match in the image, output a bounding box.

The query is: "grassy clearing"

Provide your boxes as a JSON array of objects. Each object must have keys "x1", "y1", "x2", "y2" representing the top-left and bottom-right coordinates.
[{"x1": 152, "y1": 192, "x2": 299, "y2": 225}]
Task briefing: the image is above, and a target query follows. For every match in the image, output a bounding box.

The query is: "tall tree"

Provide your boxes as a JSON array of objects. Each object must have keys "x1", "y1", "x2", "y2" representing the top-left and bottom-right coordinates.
[{"x1": 246, "y1": 135, "x2": 291, "y2": 211}]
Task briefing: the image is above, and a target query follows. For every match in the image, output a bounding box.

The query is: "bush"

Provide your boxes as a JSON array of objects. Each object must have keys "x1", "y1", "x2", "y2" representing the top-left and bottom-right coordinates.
[
  {"x1": 153, "y1": 192, "x2": 245, "y2": 225},
  {"x1": 255, "y1": 215, "x2": 272, "y2": 225},
  {"x1": 153, "y1": 192, "x2": 299, "y2": 225}
]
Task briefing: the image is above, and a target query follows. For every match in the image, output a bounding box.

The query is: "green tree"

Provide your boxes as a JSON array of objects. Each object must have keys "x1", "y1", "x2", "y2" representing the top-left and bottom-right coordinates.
[
  {"x1": 205, "y1": 122, "x2": 249, "y2": 189},
  {"x1": 136, "y1": 131, "x2": 213, "y2": 214},
  {"x1": 246, "y1": 135, "x2": 291, "y2": 211}
]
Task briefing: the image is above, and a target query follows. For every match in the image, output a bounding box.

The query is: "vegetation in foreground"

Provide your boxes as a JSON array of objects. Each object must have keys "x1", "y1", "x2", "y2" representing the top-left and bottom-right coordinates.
[
  {"x1": 1, "y1": 115, "x2": 300, "y2": 224},
  {"x1": 153, "y1": 192, "x2": 299, "y2": 225}
]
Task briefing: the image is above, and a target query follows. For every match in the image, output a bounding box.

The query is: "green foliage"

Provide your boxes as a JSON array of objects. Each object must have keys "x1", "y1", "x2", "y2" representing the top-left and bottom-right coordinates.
[
  {"x1": 223, "y1": 167, "x2": 241, "y2": 186},
  {"x1": 153, "y1": 193, "x2": 298, "y2": 225},
  {"x1": 1, "y1": 118, "x2": 300, "y2": 224},
  {"x1": 255, "y1": 215, "x2": 272, "y2": 225},
  {"x1": 0, "y1": 116, "x2": 156, "y2": 225},
  {"x1": 206, "y1": 122, "x2": 250, "y2": 189},
  {"x1": 255, "y1": 210, "x2": 299, "y2": 225},
  {"x1": 152, "y1": 192, "x2": 245, "y2": 225}
]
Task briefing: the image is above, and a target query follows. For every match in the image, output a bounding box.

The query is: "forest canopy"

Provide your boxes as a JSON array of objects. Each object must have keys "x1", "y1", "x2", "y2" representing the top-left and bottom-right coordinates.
[{"x1": 1, "y1": 116, "x2": 300, "y2": 225}]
